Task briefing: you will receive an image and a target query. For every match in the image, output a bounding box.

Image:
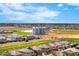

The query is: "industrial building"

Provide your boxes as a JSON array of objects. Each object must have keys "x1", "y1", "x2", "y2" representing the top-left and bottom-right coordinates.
[{"x1": 32, "y1": 27, "x2": 48, "y2": 35}]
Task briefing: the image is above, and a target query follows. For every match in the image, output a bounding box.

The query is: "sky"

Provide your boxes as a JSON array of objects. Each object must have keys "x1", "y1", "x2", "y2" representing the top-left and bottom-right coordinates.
[{"x1": 0, "y1": 3, "x2": 79, "y2": 23}]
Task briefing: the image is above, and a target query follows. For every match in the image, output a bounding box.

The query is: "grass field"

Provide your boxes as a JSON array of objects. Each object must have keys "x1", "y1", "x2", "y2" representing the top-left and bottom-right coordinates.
[
  {"x1": 0, "y1": 39, "x2": 52, "y2": 54},
  {"x1": 60, "y1": 38, "x2": 79, "y2": 43},
  {"x1": 39, "y1": 29, "x2": 79, "y2": 38},
  {"x1": 0, "y1": 27, "x2": 32, "y2": 37},
  {"x1": 14, "y1": 31, "x2": 32, "y2": 37},
  {"x1": 49, "y1": 29, "x2": 79, "y2": 34},
  {"x1": 0, "y1": 31, "x2": 32, "y2": 38}
]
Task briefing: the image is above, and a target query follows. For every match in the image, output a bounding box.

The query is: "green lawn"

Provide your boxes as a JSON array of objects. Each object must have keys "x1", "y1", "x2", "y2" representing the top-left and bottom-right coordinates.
[
  {"x1": 50, "y1": 29, "x2": 79, "y2": 34},
  {"x1": 15, "y1": 31, "x2": 32, "y2": 36},
  {"x1": 0, "y1": 30, "x2": 32, "y2": 37},
  {"x1": 0, "y1": 39, "x2": 52, "y2": 54},
  {"x1": 60, "y1": 38, "x2": 79, "y2": 43}
]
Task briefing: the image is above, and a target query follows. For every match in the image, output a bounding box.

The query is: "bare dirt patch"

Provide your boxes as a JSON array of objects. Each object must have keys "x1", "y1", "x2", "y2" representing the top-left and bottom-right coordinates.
[{"x1": 39, "y1": 33, "x2": 79, "y2": 38}]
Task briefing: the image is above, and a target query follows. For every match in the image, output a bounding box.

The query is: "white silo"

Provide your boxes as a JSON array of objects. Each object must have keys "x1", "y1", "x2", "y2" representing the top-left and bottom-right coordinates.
[{"x1": 32, "y1": 27, "x2": 48, "y2": 35}]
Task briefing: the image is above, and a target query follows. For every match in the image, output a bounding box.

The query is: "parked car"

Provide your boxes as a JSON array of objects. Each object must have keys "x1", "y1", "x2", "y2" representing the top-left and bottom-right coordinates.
[{"x1": 0, "y1": 38, "x2": 7, "y2": 43}]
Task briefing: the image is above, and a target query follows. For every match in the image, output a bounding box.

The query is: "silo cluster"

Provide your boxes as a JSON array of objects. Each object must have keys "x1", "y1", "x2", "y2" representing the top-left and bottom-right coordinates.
[{"x1": 32, "y1": 27, "x2": 48, "y2": 35}]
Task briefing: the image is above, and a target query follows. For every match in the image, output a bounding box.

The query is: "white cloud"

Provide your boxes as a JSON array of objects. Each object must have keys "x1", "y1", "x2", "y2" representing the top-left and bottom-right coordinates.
[
  {"x1": 0, "y1": 3, "x2": 60, "y2": 22},
  {"x1": 35, "y1": 10, "x2": 59, "y2": 17},
  {"x1": 35, "y1": 7, "x2": 59, "y2": 17},
  {"x1": 57, "y1": 4, "x2": 64, "y2": 7},
  {"x1": 67, "y1": 3, "x2": 79, "y2": 10},
  {"x1": 67, "y1": 3, "x2": 79, "y2": 6},
  {"x1": 6, "y1": 3, "x2": 25, "y2": 10}
]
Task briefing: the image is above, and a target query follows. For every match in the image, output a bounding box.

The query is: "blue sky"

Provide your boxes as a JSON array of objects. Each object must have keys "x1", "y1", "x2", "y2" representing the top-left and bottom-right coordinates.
[{"x1": 0, "y1": 3, "x2": 79, "y2": 23}]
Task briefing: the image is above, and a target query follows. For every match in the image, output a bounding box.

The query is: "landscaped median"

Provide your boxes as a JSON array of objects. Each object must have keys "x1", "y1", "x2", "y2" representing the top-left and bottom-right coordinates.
[{"x1": 0, "y1": 39, "x2": 52, "y2": 54}]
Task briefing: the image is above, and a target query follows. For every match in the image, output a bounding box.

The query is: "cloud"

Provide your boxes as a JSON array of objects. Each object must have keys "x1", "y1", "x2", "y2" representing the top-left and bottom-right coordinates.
[
  {"x1": 67, "y1": 3, "x2": 79, "y2": 10},
  {"x1": 57, "y1": 4, "x2": 64, "y2": 7},
  {"x1": 67, "y1": 3, "x2": 79, "y2": 6},
  {"x1": 6, "y1": 3, "x2": 25, "y2": 11},
  {"x1": 35, "y1": 7, "x2": 59, "y2": 17},
  {"x1": 0, "y1": 3, "x2": 60, "y2": 23},
  {"x1": 57, "y1": 4, "x2": 69, "y2": 11}
]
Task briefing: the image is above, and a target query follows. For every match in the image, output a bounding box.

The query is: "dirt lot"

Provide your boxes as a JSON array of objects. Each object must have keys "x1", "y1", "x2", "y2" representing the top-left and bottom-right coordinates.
[
  {"x1": 39, "y1": 29, "x2": 79, "y2": 38},
  {"x1": 39, "y1": 33, "x2": 79, "y2": 38}
]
